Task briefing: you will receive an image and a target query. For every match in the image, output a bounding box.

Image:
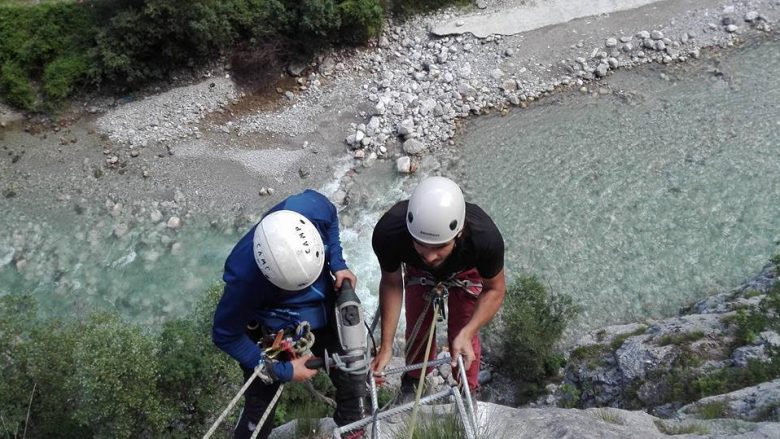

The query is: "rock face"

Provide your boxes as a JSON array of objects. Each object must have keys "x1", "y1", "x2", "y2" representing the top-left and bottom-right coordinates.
[
  {"x1": 270, "y1": 401, "x2": 780, "y2": 439},
  {"x1": 561, "y1": 263, "x2": 780, "y2": 419}
]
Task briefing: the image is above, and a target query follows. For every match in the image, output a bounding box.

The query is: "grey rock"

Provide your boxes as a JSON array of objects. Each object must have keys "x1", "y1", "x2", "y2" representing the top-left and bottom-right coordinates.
[
  {"x1": 113, "y1": 223, "x2": 129, "y2": 239},
  {"x1": 605, "y1": 37, "x2": 618, "y2": 48},
  {"x1": 402, "y1": 138, "x2": 426, "y2": 155},
  {"x1": 287, "y1": 62, "x2": 306, "y2": 77},
  {"x1": 458, "y1": 83, "x2": 478, "y2": 97},
  {"x1": 650, "y1": 30, "x2": 664, "y2": 40},
  {"x1": 636, "y1": 30, "x2": 651, "y2": 39},
  {"x1": 501, "y1": 79, "x2": 518, "y2": 91},
  {"x1": 490, "y1": 68, "x2": 504, "y2": 80},
  {"x1": 619, "y1": 36, "x2": 632, "y2": 43},
  {"x1": 166, "y1": 217, "x2": 182, "y2": 229},
  {"x1": 725, "y1": 24, "x2": 739, "y2": 33},
  {"x1": 396, "y1": 156, "x2": 412, "y2": 174},
  {"x1": 595, "y1": 63, "x2": 609, "y2": 78},
  {"x1": 622, "y1": 43, "x2": 634, "y2": 52},
  {"x1": 732, "y1": 345, "x2": 768, "y2": 368},
  {"x1": 397, "y1": 119, "x2": 414, "y2": 137},
  {"x1": 744, "y1": 11, "x2": 760, "y2": 22}
]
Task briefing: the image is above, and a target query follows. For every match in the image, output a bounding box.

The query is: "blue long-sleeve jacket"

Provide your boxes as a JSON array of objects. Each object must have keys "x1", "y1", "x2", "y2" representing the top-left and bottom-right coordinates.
[{"x1": 212, "y1": 190, "x2": 348, "y2": 381}]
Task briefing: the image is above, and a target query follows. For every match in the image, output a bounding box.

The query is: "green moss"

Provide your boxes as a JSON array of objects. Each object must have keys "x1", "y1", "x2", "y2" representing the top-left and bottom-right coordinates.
[
  {"x1": 654, "y1": 420, "x2": 709, "y2": 435},
  {"x1": 695, "y1": 400, "x2": 730, "y2": 419},
  {"x1": 610, "y1": 326, "x2": 648, "y2": 350},
  {"x1": 592, "y1": 408, "x2": 625, "y2": 425},
  {"x1": 657, "y1": 331, "x2": 706, "y2": 347},
  {"x1": 570, "y1": 344, "x2": 610, "y2": 368},
  {"x1": 557, "y1": 383, "x2": 581, "y2": 409}
]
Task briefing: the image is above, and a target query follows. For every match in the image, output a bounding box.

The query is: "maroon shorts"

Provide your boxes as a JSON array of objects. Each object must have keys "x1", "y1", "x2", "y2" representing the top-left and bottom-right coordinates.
[{"x1": 403, "y1": 265, "x2": 482, "y2": 390}]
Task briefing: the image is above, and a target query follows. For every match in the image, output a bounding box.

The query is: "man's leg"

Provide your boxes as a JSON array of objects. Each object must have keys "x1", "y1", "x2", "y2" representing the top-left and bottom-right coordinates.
[
  {"x1": 313, "y1": 328, "x2": 367, "y2": 434},
  {"x1": 447, "y1": 269, "x2": 482, "y2": 391},
  {"x1": 233, "y1": 366, "x2": 281, "y2": 439}
]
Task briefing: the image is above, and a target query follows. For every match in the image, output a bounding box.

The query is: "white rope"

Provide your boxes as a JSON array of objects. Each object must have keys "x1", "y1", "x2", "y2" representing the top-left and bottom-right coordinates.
[
  {"x1": 406, "y1": 301, "x2": 439, "y2": 439},
  {"x1": 250, "y1": 384, "x2": 285, "y2": 439},
  {"x1": 203, "y1": 369, "x2": 260, "y2": 439}
]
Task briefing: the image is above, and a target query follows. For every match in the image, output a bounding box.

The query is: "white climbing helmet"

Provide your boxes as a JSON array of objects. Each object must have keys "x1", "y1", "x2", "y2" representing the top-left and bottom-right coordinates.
[
  {"x1": 406, "y1": 176, "x2": 466, "y2": 245},
  {"x1": 253, "y1": 210, "x2": 325, "y2": 291}
]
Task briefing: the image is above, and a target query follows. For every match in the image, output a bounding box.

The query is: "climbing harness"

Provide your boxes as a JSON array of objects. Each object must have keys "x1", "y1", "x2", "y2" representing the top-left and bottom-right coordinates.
[
  {"x1": 404, "y1": 274, "x2": 482, "y2": 364},
  {"x1": 203, "y1": 321, "x2": 315, "y2": 439}
]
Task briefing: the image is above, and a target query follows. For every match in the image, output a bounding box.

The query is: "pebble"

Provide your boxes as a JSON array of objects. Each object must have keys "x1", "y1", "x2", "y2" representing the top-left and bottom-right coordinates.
[
  {"x1": 619, "y1": 36, "x2": 632, "y2": 43},
  {"x1": 166, "y1": 217, "x2": 182, "y2": 229},
  {"x1": 113, "y1": 223, "x2": 129, "y2": 239},
  {"x1": 622, "y1": 43, "x2": 634, "y2": 52},
  {"x1": 402, "y1": 138, "x2": 425, "y2": 154},
  {"x1": 744, "y1": 11, "x2": 759, "y2": 22},
  {"x1": 605, "y1": 37, "x2": 618, "y2": 48},
  {"x1": 130, "y1": 150, "x2": 140, "y2": 158},
  {"x1": 396, "y1": 156, "x2": 412, "y2": 174},
  {"x1": 725, "y1": 24, "x2": 738, "y2": 33},
  {"x1": 651, "y1": 30, "x2": 664, "y2": 40},
  {"x1": 637, "y1": 30, "x2": 651, "y2": 39}
]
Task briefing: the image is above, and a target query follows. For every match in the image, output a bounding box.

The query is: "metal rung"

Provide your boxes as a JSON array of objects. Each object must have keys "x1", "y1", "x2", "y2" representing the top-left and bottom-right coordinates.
[{"x1": 333, "y1": 388, "x2": 453, "y2": 438}]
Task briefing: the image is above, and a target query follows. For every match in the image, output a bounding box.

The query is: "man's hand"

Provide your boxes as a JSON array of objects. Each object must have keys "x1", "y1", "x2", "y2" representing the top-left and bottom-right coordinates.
[
  {"x1": 450, "y1": 330, "x2": 476, "y2": 371},
  {"x1": 333, "y1": 269, "x2": 357, "y2": 290},
  {"x1": 291, "y1": 355, "x2": 318, "y2": 382},
  {"x1": 370, "y1": 347, "x2": 393, "y2": 386}
]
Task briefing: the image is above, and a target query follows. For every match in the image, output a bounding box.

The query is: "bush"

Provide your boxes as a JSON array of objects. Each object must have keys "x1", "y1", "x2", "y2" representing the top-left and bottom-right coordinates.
[
  {"x1": 339, "y1": 0, "x2": 384, "y2": 43},
  {"x1": 42, "y1": 54, "x2": 89, "y2": 102},
  {"x1": 0, "y1": 2, "x2": 98, "y2": 109},
  {"x1": 1, "y1": 0, "x2": 388, "y2": 109},
  {"x1": 0, "y1": 61, "x2": 36, "y2": 110},
  {"x1": 387, "y1": 0, "x2": 469, "y2": 16},
  {"x1": 0, "y1": 288, "x2": 240, "y2": 438},
  {"x1": 495, "y1": 276, "x2": 580, "y2": 399}
]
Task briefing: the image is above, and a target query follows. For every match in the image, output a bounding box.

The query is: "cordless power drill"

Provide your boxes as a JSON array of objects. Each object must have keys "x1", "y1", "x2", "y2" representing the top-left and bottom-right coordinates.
[{"x1": 306, "y1": 279, "x2": 369, "y2": 374}]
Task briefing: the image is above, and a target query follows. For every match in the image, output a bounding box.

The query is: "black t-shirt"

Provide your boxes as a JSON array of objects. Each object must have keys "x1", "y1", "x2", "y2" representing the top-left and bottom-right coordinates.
[{"x1": 372, "y1": 200, "x2": 504, "y2": 280}]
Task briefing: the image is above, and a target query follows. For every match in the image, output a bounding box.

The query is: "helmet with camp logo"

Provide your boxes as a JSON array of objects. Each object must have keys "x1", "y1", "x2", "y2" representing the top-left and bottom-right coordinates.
[
  {"x1": 253, "y1": 210, "x2": 325, "y2": 291},
  {"x1": 406, "y1": 176, "x2": 466, "y2": 245}
]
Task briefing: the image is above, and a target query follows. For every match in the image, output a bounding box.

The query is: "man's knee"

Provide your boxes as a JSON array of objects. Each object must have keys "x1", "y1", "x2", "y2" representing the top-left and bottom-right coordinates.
[{"x1": 233, "y1": 395, "x2": 275, "y2": 439}]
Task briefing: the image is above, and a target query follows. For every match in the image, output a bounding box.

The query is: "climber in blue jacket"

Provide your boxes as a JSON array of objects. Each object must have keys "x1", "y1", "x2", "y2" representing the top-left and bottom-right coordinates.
[{"x1": 213, "y1": 189, "x2": 365, "y2": 439}]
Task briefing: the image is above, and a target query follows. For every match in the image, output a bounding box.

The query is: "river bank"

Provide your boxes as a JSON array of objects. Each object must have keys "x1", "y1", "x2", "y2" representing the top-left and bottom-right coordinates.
[{"x1": 3, "y1": 1, "x2": 777, "y2": 217}]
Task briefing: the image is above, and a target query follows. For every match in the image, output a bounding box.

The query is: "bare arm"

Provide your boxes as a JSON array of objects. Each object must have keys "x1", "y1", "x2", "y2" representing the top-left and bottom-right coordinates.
[
  {"x1": 451, "y1": 268, "x2": 506, "y2": 369},
  {"x1": 370, "y1": 268, "x2": 404, "y2": 374}
]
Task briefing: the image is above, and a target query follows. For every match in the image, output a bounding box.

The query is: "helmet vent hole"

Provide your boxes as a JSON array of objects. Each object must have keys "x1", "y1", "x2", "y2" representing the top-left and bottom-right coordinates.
[
  {"x1": 299, "y1": 219, "x2": 306, "y2": 224},
  {"x1": 316, "y1": 251, "x2": 320, "y2": 258},
  {"x1": 407, "y1": 212, "x2": 414, "y2": 223},
  {"x1": 449, "y1": 220, "x2": 458, "y2": 231}
]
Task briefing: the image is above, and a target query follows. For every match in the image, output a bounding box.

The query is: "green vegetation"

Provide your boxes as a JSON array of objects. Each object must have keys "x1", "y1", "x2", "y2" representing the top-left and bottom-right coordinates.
[
  {"x1": 0, "y1": 290, "x2": 239, "y2": 438},
  {"x1": 387, "y1": 0, "x2": 470, "y2": 16},
  {"x1": 394, "y1": 407, "x2": 504, "y2": 439},
  {"x1": 274, "y1": 374, "x2": 335, "y2": 426},
  {"x1": 0, "y1": 287, "x2": 350, "y2": 437},
  {"x1": 495, "y1": 275, "x2": 580, "y2": 402},
  {"x1": 656, "y1": 330, "x2": 706, "y2": 347},
  {"x1": 694, "y1": 400, "x2": 730, "y2": 419},
  {"x1": 557, "y1": 383, "x2": 581, "y2": 409},
  {"x1": 653, "y1": 420, "x2": 709, "y2": 435},
  {"x1": 592, "y1": 408, "x2": 625, "y2": 425},
  {"x1": 0, "y1": 0, "x2": 390, "y2": 111},
  {"x1": 0, "y1": 0, "x2": 471, "y2": 111},
  {"x1": 610, "y1": 326, "x2": 648, "y2": 350}
]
